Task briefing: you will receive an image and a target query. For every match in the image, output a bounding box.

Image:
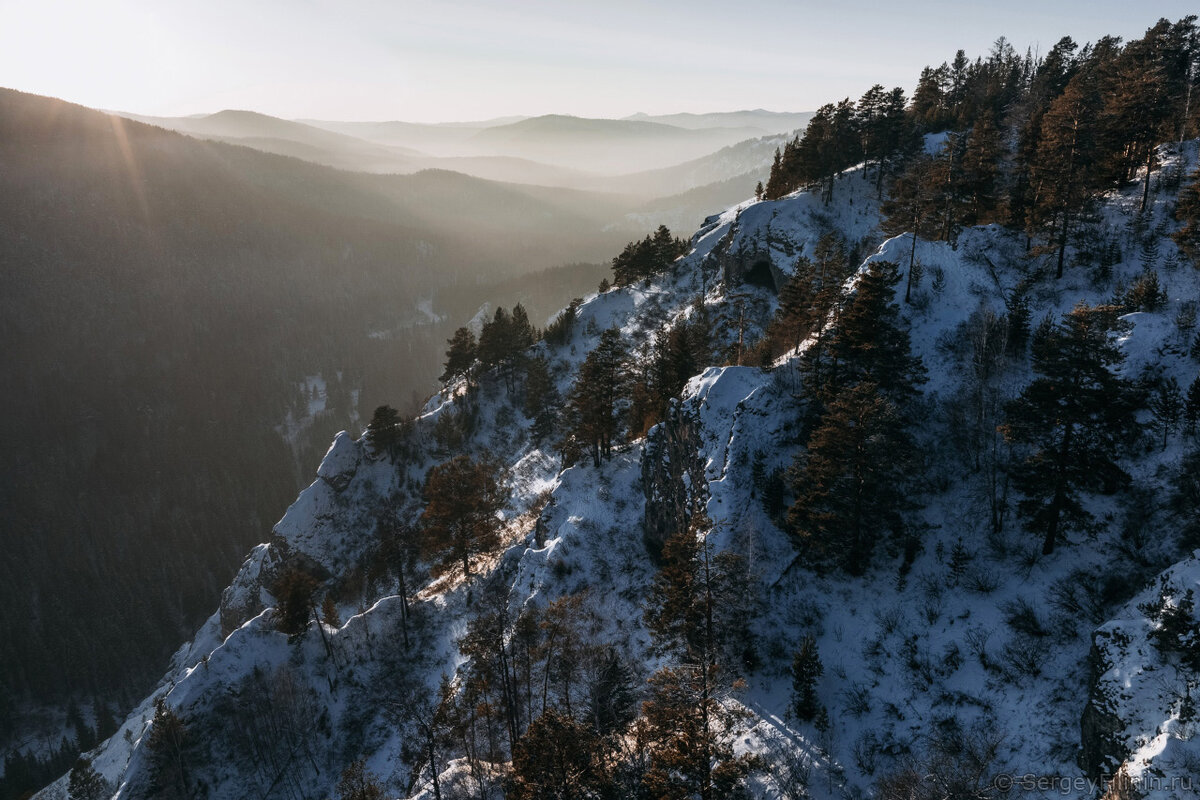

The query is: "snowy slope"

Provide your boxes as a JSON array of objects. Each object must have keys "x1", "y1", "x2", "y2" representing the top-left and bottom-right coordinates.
[{"x1": 39, "y1": 142, "x2": 1200, "y2": 800}]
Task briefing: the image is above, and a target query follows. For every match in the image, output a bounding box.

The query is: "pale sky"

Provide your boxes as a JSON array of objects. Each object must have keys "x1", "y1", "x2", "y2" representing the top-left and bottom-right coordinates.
[{"x1": 1, "y1": 0, "x2": 1195, "y2": 122}]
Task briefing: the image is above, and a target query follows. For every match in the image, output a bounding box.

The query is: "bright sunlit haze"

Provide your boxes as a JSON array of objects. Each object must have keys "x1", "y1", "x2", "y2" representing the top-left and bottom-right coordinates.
[{"x1": 3, "y1": 0, "x2": 1197, "y2": 121}]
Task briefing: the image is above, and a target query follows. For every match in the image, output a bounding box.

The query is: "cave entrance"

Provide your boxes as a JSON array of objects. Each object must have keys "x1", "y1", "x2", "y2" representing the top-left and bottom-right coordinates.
[{"x1": 743, "y1": 260, "x2": 778, "y2": 292}]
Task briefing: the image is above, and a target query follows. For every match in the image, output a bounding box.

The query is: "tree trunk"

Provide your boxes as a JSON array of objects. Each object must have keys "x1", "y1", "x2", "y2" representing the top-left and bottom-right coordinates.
[
  {"x1": 1055, "y1": 208, "x2": 1069, "y2": 280},
  {"x1": 1043, "y1": 424, "x2": 1073, "y2": 555},
  {"x1": 428, "y1": 735, "x2": 442, "y2": 800},
  {"x1": 904, "y1": 231, "x2": 918, "y2": 303},
  {"x1": 1141, "y1": 147, "x2": 1153, "y2": 213}
]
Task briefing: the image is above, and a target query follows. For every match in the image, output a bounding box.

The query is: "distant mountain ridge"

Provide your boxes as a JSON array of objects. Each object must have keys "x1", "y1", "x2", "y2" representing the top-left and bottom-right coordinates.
[
  {"x1": 116, "y1": 107, "x2": 806, "y2": 201},
  {"x1": 623, "y1": 108, "x2": 813, "y2": 132}
]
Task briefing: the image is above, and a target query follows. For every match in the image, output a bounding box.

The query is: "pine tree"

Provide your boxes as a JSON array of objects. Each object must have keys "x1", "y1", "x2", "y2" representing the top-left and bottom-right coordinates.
[
  {"x1": 882, "y1": 156, "x2": 942, "y2": 299},
  {"x1": 1122, "y1": 268, "x2": 1167, "y2": 312},
  {"x1": 507, "y1": 710, "x2": 609, "y2": 800},
  {"x1": 336, "y1": 760, "x2": 384, "y2": 800},
  {"x1": 568, "y1": 328, "x2": 627, "y2": 467},
  {"x1": 652, "y1": 224, "x2": 686, "y2": 266},
  {"x1": 764, "y1": 146, "x2": 785, "y2": 199},
  {"x1": 522, "y1": 356, "x2": 561, "y2": 443},
  {"x1": 478, "y1": 307, "x2": 513, "y2": 369},
  {"x1": 1005, "y1": 296, "x2": 1033, "y2": 359},
  {"x1": 826, "y1": 260, "x2": 927, "y2": 402},
  {"x1": 587, "y1": 648, "x2": 638, "y2": 736},
  {"x1": 1186, "y1": 375, "x2": 1200, "y2": 436},
  {"x1": 271, "y1": 566, "x2": 319, "y2": 635},
  {"x1": 1029, "y1": 72, "x2": 1103, "y2": 278},
  {"x1": 420, "y1": 454, "x2": 505, "y2": 578},
  {"x1": 790, "y1": 635, "x2": 823, "y2": 721},
  {"x1": 511, "y1": 303, "x2": 537, "y2": 351},
  {"x1": 1001, "y1": 304, "x2": 1140, "y2": 554},
  {"x1": 441, "y1": 326, "x2": 477, "y2": 385},
  {"x1": 910, "y1": 63, "x2": 951, "y2": 131},
  {"x1": 772, "y1": 257, "x2": 819, "y2": 355},
  {"x1": 68, "y1": 756, "x2": 111, "y2": 800},
  {"x1": 1173, "y1": 169, "x2": 1200, "y2": 267},
  {"x1": 1100, "y1": 18, "x2": 1195, "y2": 211},
  {"x1": 146, "y1": 700, "x2": 191, "y2": 800},
  {"x1": 365, "y1": 404, "x2": 403, "y2": 460},
  {"x1": 642, "y1": 510, "x2": 759, "y2": 797},
  {"x1": 960, "y1": 112, "x2": 1005, "y2": 224},
  {"x1": 640, "y1": 665, "x2": 757, "y2": 800},
  {"x1": 1150, "y1": 376, "x2": 1184, "y2": 449},
  {"x1": 479, "y1": 306, "x2": 531, "y2": 392},
  {"x1": 788, "y1": 382, "x2": 916, "y2": 574}
]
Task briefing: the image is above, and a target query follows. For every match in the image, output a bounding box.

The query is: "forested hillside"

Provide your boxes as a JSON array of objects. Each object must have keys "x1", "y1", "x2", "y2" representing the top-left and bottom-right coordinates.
[
  {"x1": 11, "y1": 12, "x2": 1200, "y2": 800},
  {"x1": 17, "y1": 13, "x2": 1200, "y2": 800},
  {"x1": 0, "y1": 88, "x2": 625, "y2": 792}
]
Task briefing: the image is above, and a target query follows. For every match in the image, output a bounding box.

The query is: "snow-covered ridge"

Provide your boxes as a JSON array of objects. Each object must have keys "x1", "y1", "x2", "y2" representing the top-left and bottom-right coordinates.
[{"x1": 39, "y1": 142, "x2": 1200, "y2": 800}]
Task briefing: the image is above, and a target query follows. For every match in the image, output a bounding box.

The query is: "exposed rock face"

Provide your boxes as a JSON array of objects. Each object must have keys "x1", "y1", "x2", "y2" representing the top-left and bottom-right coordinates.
[
  {"x1": 218, "y1": 544, "x2": 270, "y2": 637},
  {"x1": 1079, "y1": 555, "x2": 1200, "y2": 798},
  {"x1": 214, "y1": 430, "x2": 398, "y2": 638},
  {"x1": 641, "y1": 402, "x2": 706, "y2": 559},
  {"x1": 709, "y1": 212, "x2": 789, "y2": 293},
  {"x1": 315, "y1": 430, "x2": 361, "y2": 491},
  {"x1": 1079, "y1": 633, "x2": 1126, "y2": 782}
]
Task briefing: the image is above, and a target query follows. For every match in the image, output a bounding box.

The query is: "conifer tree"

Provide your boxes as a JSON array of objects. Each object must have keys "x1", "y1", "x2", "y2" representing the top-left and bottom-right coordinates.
[
  {"x1": 764, "y1": 146, "x2": 785, "y2": 199},
  {"x1": 790, "y1": 635, "x2": 823, "y2": 721},
  {"x1": 146, "y1": 700, "x2": 192, "y2": 800},
  {"x1": 826, "y1": 260, "x2": 927, "y2": 402},
  {"x1": 640, "y1": 665, "x2": 757, "y2": 800},
  {"x1": 1006, "y1": 295, "x2": 1032, "y2": 357},
  {"x1": 1150, "y1": 376, "x2": 1184, "y2": 449},
  {"x1": 611, "y1": 227, "x2": 685, "y2": 286},
  {"x1": 882, "y1": 156, "x2": 942, "y2": 299},
  {"x1": 365, "y1": 404, "x2": 403, "y2": 460},
  {"x1": 1101, "y1": 18, "x2": 1195, "y2": 210},
  {"x1": 1186, "y1": 375, "x2": 1200, "y2": 436},
  {"x1": 587, "y1": 648, "x2": 638, "y2": 736},
  {"x1": 642, "y1": 515, "x2": 758, "y2": 799},
  {"x1": 960, "y1": 112, "x2": 1005, "y2": 224},
  {"x1": 522, "y1": 355, "x2": 560, "y2": 443},
  {"x1": 1029, "y1": 72, "x2": 1103, "y2": 278},
  {"x1": 1001, "y1": 304, "x2": 1139, "y2": 554},
  {"x1": 420, "y1": 454, "x2": 505, "y2": 578},
  {"x1": 68, "y1": 757, "x2": 111, "y2": 800},
  {"x1": 478, "y1": 307, "x2": 514, "y2": 370},
  {"x1": 910, "y1": 64, "x2": 951, "y2": 131},
  {"x1": 511, "y1": 303, "x2": 537, "y2": 351},
  {"x1": 271, "y1": 566, "x2": 320, "y2": 636},
  {"x1": 772, "y1": 257, "x2": 820, "y2": 355},
  {"x1": 791, "y1": 235, "x2": 855, "y2": 402},
  {"x1": 788, "y1": 382, "x2": 915, "y2": 574},
  {"x1": 568, "y1": 328, "x2": 627, "y2": 467},
  {"x1": 336, "y1": 761, "x2": 384, "y2": 800},
  {"x1": 441, "y1": 326, "x2": 477, "y2": 385},
  {"x1": 1173, "y1": 169, "x2": 1200, "y2": 267},
  {"x1": 479, "y1": 306, "x2": 531, "y2": 392},
  {"x1": 507, "y1": 710, "x2": 609, "y2": 800}
]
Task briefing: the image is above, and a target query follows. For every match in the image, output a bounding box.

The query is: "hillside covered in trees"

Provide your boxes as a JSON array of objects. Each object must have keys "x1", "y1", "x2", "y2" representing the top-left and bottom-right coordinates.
[
  {"x1": 0, "y1": 88, "x2": 632, "y2": 794},
  {"x1": 16, "y1": 14, "x2": 1200, "y2": 800}
]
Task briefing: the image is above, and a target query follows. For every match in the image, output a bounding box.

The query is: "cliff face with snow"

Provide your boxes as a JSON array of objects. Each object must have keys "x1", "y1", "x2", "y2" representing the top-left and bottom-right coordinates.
[{"x1": 41, "y1": 142, "x2": 1200, "y2": 800}]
